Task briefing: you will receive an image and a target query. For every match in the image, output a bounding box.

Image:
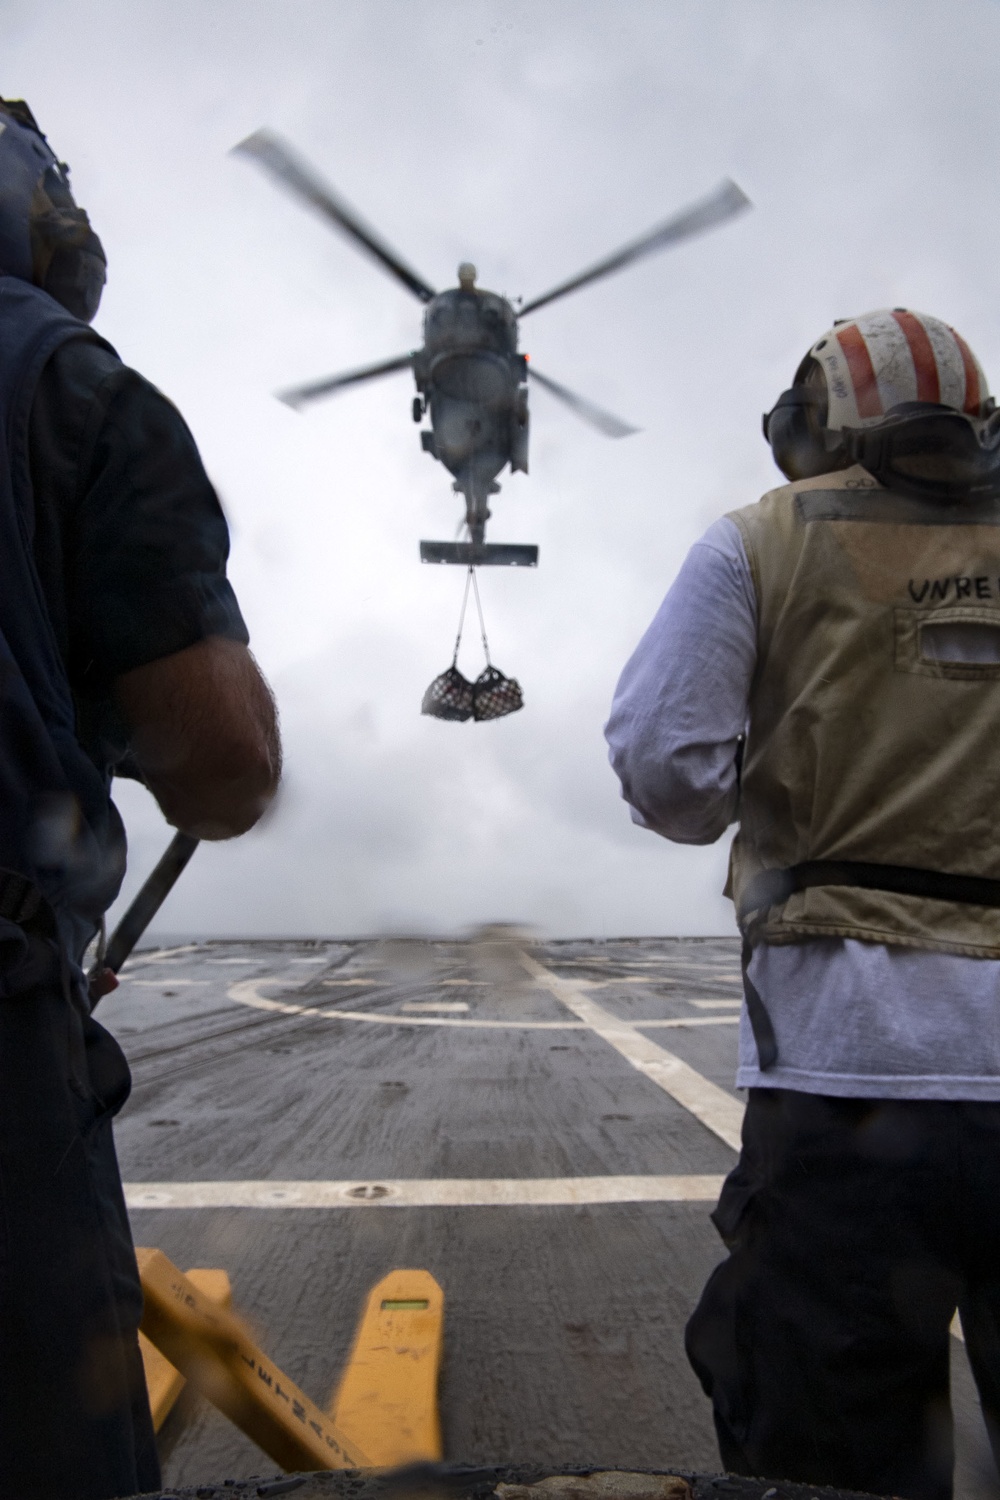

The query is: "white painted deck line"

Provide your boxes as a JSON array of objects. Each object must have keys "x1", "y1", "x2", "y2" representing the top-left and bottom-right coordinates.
[
  {"x1": 124, "y1": 1175, "x2": 726, "y2": 1210},
  {"x1": 519, "y1": 951, "x2": 745, "y2": 1152},
  {"x1": 228, "y1": 979, "x2": 742, "y2": 1032},
  {"x1": 690, "y1": 1000, "x2": 743, "y2": 1011},
  {"x1": 585, "y1": 977, "x2": 669, "y2": 986},
  {"x1": 126, "y1": 979, "x2": 209, "y2": 988},
  {"x1": 642, "y1": 1017, "x2": 738, "y2": 1028},
  {"x1": 230, "y1": 982, "x2": 587, "y2": 1029},
  {"x1": 401, "y1": 1001, "x2": 470, "y2": 1013},
  {"x1": 122, "y1": 944, "x2": 201, "y2": 969}
]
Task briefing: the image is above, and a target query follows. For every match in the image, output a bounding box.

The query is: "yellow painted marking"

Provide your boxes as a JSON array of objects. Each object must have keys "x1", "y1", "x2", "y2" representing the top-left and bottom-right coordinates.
[
  {"x1": 329, "y1": 1269, "x2": 443, "y2": 1466},
  {"x1": 136, "y1": 1248, "x2": 368, "y2": 1471},
  {"x1": 140, "y1": 1268, "x2": 232, "y2": 1430}
]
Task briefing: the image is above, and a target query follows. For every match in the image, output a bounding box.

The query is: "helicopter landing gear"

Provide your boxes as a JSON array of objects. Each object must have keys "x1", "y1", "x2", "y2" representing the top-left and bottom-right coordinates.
[{"x1": 421, "y1": 567, "x2": 523, "y2": 723}]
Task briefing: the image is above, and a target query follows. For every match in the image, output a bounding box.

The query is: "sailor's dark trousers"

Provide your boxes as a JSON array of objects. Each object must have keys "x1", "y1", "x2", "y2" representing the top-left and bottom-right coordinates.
[
  {"x1": 686, "y1": 1089, "x2": 1000, "y2": 1500},
  {"x1": 0, "y1": 942, "x2": 159, "y2": 1499}
]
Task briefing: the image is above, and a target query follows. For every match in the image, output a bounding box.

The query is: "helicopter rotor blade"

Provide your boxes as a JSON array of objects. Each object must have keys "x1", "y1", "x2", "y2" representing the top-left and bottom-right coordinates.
[
  {"x1": 277, "y1": 352, "x2": 415, "y2": 411},
  {"x1": 233, "y1": 129, "x2": 437, "y2": 304},
  {"x1": 528, "y1": 365, "x2": 639, "y2": 439},
  {"x1": 518, "y1": 178, "x2": 751, "y2": 319}
]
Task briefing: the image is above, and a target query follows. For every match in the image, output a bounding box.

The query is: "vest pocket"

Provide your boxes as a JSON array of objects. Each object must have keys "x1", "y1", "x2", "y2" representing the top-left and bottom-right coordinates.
[{"x1": 894, "y1": 605, "x2": 1000, "y2": 679}]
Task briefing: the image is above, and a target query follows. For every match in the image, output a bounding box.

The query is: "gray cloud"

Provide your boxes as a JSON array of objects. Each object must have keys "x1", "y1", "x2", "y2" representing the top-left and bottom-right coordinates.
[{"x1": 6, "y1": 0, "x2": 997, "y2": 938}]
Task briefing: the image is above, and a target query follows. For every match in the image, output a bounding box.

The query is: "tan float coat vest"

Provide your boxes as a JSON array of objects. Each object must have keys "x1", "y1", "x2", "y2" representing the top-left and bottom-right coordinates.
[{"x1": 728, "y1": 465, "x2": 1000, "y2": 957}]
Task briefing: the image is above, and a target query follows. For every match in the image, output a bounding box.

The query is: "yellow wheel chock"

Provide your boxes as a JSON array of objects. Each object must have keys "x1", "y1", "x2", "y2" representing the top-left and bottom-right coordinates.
[{"x1": 136, "y1": 1250, "x2": 444, "y2": 1471}]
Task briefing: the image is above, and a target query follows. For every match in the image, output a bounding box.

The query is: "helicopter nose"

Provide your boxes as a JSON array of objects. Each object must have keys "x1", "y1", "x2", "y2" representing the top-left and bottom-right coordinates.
[{"x1": 457, "y1": 262, "x2": 477, "y2": 290}]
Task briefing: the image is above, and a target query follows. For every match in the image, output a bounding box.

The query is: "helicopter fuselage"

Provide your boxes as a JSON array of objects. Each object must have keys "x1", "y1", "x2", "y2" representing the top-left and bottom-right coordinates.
[{"x1": 411, "y1": 287, "x2": 528, "y2": 545}]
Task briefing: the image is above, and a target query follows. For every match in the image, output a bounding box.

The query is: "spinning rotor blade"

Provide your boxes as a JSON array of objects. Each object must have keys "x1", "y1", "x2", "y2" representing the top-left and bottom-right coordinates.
[
  {"x1": 233, "y1": 129, "x2": 437, "y2": 303},
  {"x1": 528, "y1": 365, "x2": 639, "y2": 439},
  {"x1": 518, "y1": 178, "x2": 751, "y2": 318},
  {"x1": 277, "y1": 352, "x2": 414, "y2": 410}
]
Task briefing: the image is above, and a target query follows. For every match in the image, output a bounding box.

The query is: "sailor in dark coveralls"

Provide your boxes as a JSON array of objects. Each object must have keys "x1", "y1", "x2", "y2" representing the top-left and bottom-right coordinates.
[{"x1": 0, "y1": 99, "x2": 281, "y2": 1497}]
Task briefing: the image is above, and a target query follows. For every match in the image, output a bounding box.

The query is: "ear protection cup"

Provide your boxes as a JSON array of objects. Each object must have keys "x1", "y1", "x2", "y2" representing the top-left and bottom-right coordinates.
[
  {"x1": 29, "y1": 165, "x2": 105, "y2": 323},
  {"x1": 762, "y1": 387, "x2": 849, "y2": 481},
  {"x1": 0, "y1": 102, "x2": 106, "y2": 323},
  {"x1": 30, "y1": 205, "x2": 105, "y2": 323}
]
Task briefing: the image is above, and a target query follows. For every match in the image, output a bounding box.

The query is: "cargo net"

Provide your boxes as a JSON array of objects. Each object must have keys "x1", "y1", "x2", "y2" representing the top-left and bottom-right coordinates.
[
  {"x1": 421, "y1": 665, "x2": 474, "y2": 721},
  {"x1": 422, "y1": 568, "x2": 523, "y2": 723}
]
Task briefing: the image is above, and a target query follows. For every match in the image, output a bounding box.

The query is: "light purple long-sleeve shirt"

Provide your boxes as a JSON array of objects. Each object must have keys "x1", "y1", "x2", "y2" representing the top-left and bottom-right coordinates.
[{"x1": 606, "y1": 517, "x2": 1000, "y2": 1100}]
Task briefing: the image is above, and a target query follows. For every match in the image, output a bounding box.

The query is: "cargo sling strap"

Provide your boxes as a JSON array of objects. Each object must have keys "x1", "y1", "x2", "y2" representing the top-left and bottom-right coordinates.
[
  {"x1": 421, "y1": 566, "x2": 523, "y2": 722},
  {"x1": 737, "y1": 860, "x2": 1000, "y2": 1070}
]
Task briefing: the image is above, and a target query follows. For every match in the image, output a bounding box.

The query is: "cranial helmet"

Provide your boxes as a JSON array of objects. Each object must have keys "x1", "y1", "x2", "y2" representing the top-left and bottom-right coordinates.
[
  {"x1": 0, "y1": 98, "x2": 106, "y2": 322},
  {"x1": 763, "y1": 309, "x2": 1000, "y2": 502}
]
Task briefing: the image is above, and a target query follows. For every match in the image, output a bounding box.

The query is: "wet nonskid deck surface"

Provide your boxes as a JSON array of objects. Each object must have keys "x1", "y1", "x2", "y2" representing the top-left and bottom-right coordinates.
[{"x1": 103, "y1": 937, "x2": 996, "y2": 1496}]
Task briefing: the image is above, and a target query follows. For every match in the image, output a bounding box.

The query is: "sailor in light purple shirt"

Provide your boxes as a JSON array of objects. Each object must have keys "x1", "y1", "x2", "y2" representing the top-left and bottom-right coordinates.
[{"x1": 604, "y1": 306, "x2": 1000, "y2": 1500}]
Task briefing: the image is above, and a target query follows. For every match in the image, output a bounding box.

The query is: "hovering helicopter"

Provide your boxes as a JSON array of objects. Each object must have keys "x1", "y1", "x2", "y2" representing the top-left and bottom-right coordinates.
[{"x1": 232, "y1": 131, "x2": 751, "y2": 567}]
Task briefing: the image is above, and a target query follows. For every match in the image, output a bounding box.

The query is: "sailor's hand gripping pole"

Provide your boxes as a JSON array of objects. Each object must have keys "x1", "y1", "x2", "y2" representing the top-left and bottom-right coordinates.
[{"x1": 88, "y1": 831, "x2": 200, "y2": 1006}]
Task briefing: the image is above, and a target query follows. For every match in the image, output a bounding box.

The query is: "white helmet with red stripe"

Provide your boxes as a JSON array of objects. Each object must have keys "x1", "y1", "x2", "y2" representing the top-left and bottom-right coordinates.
[
  {"x1": 810, "y1": 309, "x2": 989, "y2": 429},
  {"x1": 763, "y1": 309, "x2": 1000, "y2": 497}
]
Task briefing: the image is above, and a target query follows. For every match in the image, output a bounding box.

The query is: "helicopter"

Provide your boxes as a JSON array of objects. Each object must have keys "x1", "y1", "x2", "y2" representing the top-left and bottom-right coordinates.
[{"x1": 233, "y1": 130, "x2": 751, "y2": 567}]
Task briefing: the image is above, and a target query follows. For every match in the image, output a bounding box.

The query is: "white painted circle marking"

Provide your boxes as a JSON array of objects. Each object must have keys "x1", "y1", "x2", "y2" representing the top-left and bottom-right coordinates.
[{"x1": 227, "y1": 977, "x2": 739, "y2": 1031}]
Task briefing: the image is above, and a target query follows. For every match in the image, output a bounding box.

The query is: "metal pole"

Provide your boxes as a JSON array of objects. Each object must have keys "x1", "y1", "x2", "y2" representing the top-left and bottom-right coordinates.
[{"x1": 88, "y1": 831, "x2": 200, "y2": 1005}]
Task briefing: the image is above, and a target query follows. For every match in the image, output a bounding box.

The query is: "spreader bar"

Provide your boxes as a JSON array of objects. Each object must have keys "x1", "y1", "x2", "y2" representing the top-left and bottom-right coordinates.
[{"x1": 420, "y1": 541, "x2": 538, "y2": 567}]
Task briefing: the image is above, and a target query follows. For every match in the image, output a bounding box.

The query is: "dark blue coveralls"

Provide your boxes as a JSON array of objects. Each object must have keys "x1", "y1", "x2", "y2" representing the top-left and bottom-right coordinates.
[{"x1": 0, "y1": 278, "x2": 159, "y2": 1499}]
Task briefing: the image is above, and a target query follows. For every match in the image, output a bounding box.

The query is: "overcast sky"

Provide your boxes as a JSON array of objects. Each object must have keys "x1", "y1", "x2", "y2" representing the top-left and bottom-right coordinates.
[{"x1": 4, "y1": 0, "x2": 997, "y2": 941}]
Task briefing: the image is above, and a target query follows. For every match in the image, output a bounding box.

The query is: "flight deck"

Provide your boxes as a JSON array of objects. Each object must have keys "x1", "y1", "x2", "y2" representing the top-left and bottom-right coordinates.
[{"x1": 102, "y1": 937, "x2": 995, "y2": 1498}]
